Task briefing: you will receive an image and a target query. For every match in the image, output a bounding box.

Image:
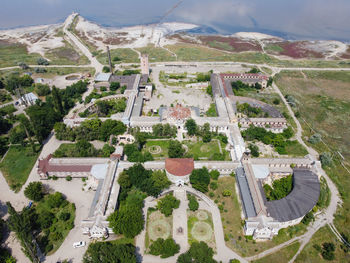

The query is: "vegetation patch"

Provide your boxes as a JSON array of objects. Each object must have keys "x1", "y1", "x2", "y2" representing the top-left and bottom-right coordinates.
[
  {"x1": 0, "y1": 145, "x2": 41, "y2": 192},
  {"x1": 97, "y1": 48, "x2": 139, "y2": 64},
  {"x1": 252, "y1": 241, "x2": 300, "y2": 263},
  {"x1": 206, "y1": 103, "x2": 218, "y2": 117},
  {"x1": 263, "y1": 175, "x2": 293, "y2": 201},
  {"x1": 188, "y1": 210, "x2": 215, "y2": 250},
  {"x1": 0, "y1": 41, "x2": 42, "y2": 67},
  {"x1": 136, "y1": 45, "x2": 176, "y2": 62}
]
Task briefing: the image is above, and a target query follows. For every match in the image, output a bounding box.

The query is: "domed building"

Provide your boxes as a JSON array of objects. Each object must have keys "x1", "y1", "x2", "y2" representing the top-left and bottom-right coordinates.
[{"x1": 165, "y1": 158, "x2": 194, "y2": 186}]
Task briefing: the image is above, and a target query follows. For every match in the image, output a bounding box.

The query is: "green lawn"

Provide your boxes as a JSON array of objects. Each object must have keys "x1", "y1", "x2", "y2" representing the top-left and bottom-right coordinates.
[
  {"x1": 136, "y1": 45, "x2": 176, "y2": 62},
  {"x1": 0, "y1": 145, "x2": 41, "y2": 192},
  {"x1": 206, "y1": 103, "x2": 218, "y2": 117},
  {"x1": 252, "y1": 242, "x2": 300, "y2": 263},
  {"x1": 144, "y1": 140, "x2": 170, "y2": 159},
  {"x1": 183, "y1": 139, "x2": 230, "y2": 160},
  {"x1": 97, "y1": 48, "x2": 139, "y2": 65},
  {"x1": 165, "y1": 43, "x2": 350, "y2": 68},
  {"x1": 187, "y1": 210, "x2": 216, "y2": 250},
  {"x1": 284, "y1": 140, "x2": 308, "y2": 157},
  {"x1": 0, "y1": 42, "x2": 42, "y2": 67},
  {"x1": 144, "y1": 139, "x2": 229, "y2": 160},
  {"x1": 295, "y1": 226, "x2": 349, "y2": 263}
]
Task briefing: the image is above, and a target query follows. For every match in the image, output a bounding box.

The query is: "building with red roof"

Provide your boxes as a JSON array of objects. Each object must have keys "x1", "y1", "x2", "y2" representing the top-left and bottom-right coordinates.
[{"x1": 165, "y1": 158, "x2": 194, "y2": 185}]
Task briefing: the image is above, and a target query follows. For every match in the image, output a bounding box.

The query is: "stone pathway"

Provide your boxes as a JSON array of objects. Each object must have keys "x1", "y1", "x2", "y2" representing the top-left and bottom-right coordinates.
[{"x1": 172, "y1": 188, "x2": 189, "y2": 254}]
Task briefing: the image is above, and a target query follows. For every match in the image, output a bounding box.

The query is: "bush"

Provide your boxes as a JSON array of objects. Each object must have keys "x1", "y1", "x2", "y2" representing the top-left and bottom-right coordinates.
[
  {"x1": 24, "y1": 181, "x2": 44, "y2": 202},
  {"x1": 321, "y1": 242, "x2": 335, "y2": 261},
  {"x1": 157, "y1": 194, "x2": 180, "y2": 217},
  {"x1": 273, "y1": 98, "x2": 280, "y2": 105},
  {"x1": 222, "y1": 190, "x2": 232, "y2": 197},
  {"x1": 110, "y1": 82, "x2": 120, "y2": 91},
  {"x1": 248, "y1": 143, "x2": 259, "y2": 157},
  {"x1": 65, "y1": 176, "x2": 72, "y2": 181},
  {"x1": 210, "y1": 181, "x2": 218, "y2": 190},
  {"x1": 47, "y1": 192, "x2": 65, "y2": 208},
  {"x1": 37, "y1": 58, "x2": 49, "y2": 65},
  {"x1": 320, "y1": 152, "x2": 333, "y2": 167},
  {"x1": 149, "y1": 238, "x2": 180, "y2": 258},
  {"x1": 301, "y1": 211, "x2": 314, "y2": 225},
  {"x1": 209, "y1": 170, "x2": 220, "y2": 180},
  {"x1": 308, "y1": 133, "x2": 322, "y2": 144},
  {"x1": 188, "y1": 195, "x2": 199, "y2": 211}
]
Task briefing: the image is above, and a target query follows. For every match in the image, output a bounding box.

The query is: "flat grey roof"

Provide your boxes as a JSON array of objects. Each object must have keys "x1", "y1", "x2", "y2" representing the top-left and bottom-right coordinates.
[
  {"x1": 264, "y1": 169, "x2": 320, "y2": 222},
  {"x1": 110, "y1": 74, "x2": 137, "y2": 90},
  {"x1": 236, "y1": 167, "x2": 257, "y2": 218},
  {"x1": 131, "y1": 92, "x2": 144, "y2": 117}
]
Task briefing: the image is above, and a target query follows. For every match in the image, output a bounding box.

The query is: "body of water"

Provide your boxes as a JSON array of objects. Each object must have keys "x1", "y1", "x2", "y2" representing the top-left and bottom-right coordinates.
[{"x1": 1, "y1": 0, "x2": 350, "y2": 41}]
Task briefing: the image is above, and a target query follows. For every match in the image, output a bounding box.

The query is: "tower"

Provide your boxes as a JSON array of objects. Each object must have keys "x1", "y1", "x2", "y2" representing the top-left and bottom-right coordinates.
[{"x1": 140, "y1": 54, "x2": 149, "y2": 75}]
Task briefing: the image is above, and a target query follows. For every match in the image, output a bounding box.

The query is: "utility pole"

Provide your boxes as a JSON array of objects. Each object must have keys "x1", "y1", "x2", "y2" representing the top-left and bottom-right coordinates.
[{"x1": 107, "y1": 46, "x2": 113, "y2": 73}]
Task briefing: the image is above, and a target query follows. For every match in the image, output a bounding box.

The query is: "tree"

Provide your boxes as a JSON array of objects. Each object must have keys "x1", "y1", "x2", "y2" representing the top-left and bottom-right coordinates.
[
  {"x1": 149, "y1": 238, "x2": 180, "y2": 258},
  {"x1": 1, "y1": 116, "x2": 12, "y2": 135},
  {"x1": 102, "y1": 66, "x2": 110, "y2": 73},
  {"x1": 24, "y1": 182, "x2": 44, "y2": 202},
  {"x1": 188, "y1": 194, "x2": 199, "y2": 211},
  {"x1": 47, "y1": 192, "x2": 64, "y2": 208},
  {"x1": 37, "y1": 58, "x2": 49, "y2": 65},
  {"x1": 151, "y1": 170, "x2": 171, "y2": 191},
  {"x1": 7, "y1": 202, "x2": 40, "y2": 263},
  {"x1": 185, "y1": 119, "x2": 197, "y2": 136},
  {"x1": 202, "y1": 123, "x2": 211, "y2": 143},
  {"x1": 34, "y1": 84, "x2": 51, "y2": 96},
  {"x1": 320, "y1": 152, "x2": 333, "y2": 167},
  {"x1": 51, "y1": 86, "x2": 64, "y2": 116},
  {"x1": 110, "y1": 82, "x2": 120, "y2": 91},
  {"x1": 177, "y1": 241, "x2": 217, "y2": 263},
  {"x1": 108, "y1": 202, "x2": 144, "y2": 238},
  {"x1": 157, "y1": 194, "x2": 180, "y2": 217},
  {"x1": 321, "y1": 242, "x2": 335, "y2": 261},
  {"x1": 102, "y1": 144, "x2": 115, "y2": 157},
  {"x1": 308, "y1": 133, "x2": 322, "y2": 144},
  {"x1": 248, "y1": 143, "x2": 259, "y2": 157},
  {"x1": 190, "y1": 168, "x2": 210, "y2": 193},
  {"x1": 168, "y1": 140, "x2": 185, "y2": 158},
  {"x1": 209, "y1": 170, "x2": 220, "y2": 180},
  {"x1": 83, "y1": 242, "x2": 137, "y2": 263}
]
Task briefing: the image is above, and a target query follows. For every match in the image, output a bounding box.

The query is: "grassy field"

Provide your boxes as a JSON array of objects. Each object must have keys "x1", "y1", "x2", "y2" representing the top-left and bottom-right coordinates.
[
  {"x1": 97, "y1": 48, "x2": 139, "y2": 65},
  {"x1": 252, "y1": 241, "x2": 300, "y2": 263},
  {"x1": 136, "y1": 45, "x2": 176, "y2": 62},
  {"x1": 144, "y1": 139, "x2": 229, "y2": 160},
  {"x1": 295, "y1": 226, "x2": 350, "y2": 263},
  {"x1": 0, "y1": 42, "x2": 42, "y2": 67},
  {"x1": 165, "y1": 43, "x2": 350, "y2": 68},
  {"x1": 187, "y1": 210, "x2": 216, "y2": 250},
  {"x1": 145, "y1": 208, "x2": 172, "y2": 252},
  {"x1": 275, "y1": 70, "x2": 350, "y2": 241},
  {"x1": 208, "y1": 176, "x2": 307, "y2": 257},
  {"x1": 45, "y1": 41, "x2": 89, "y2": 65},
  {"x1": 0, "y1": 145, "x2": 41, "y2": 192}
]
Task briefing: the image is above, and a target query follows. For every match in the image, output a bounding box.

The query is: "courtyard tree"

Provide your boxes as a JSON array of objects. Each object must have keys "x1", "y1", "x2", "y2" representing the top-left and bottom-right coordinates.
[
  {"x1": 209, "y1": 170, "x2": 220, "y2": 180},
  {"x1": 149, "y1": 238, "x2": 180, "y2": 258},
  {"x1": 168, "y1": 140, "x2": 185, "y2": 158},
  {"x1": 248, "y1": 143, "x2": 259, "y2": 157},
  {"x1": 83, "y1": 242, "x2": 137, "y2": 263},
  {"x1": 157, "y1": 194, "x2": 180, "y2": 217},
  {"x1": 185, "y1": 119, "x2": 197, "y2": 136},
  {"x1": 188, "y1": 194, "x2": 199, "y2": 211},
  {"x1": 202, "y1": 123, "x2": 212, "y2": 143},
  {"x1": 190, "y1": 167, "x2": 210, "y2": 193},
  {"x1": 177, "y1": 241, "x2": 217, "y2": 263},
  {"x1": 51, "y1": 86, "x2": 64, "y2": 116},
  {"x1": 24, "y1": 181, "x2": 44, "y2": 202},
  {"x1": 109, "y1": 81, "x2": 120, "y2": 91},
  {"x1": 152, "y1": 170, "x2": 171, "y2": 191}
]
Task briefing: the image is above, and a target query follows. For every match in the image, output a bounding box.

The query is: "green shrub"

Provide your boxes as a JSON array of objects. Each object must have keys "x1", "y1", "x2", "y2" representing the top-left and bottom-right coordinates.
[
  {"x1": 210, "y1": 181, "x2": 218, "y2": 190},
  {"x1": 222, "y1": 189, "x2": 232, "y2": 197},
  {"x1": 65, "y1": 176, "x2": 72, "y2": 181},
  {"x1": 24, "y1": 181, "x2": 44, "y2": 202},
  {"x1": 188, "y1": 195, "x2": 199, "y2": 211},
  {"x1": 209, "y1": 170, "x2": 220, "y2": 180},
  {"x1": 149, "y1": 238, "x2": 180, "y2": 258},
  {"x1": 157, "y1": 194, "x2": 180, "y2": 217}
]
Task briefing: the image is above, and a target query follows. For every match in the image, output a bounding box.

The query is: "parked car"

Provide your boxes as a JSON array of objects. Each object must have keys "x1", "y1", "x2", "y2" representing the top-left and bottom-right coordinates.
[{"x1": 73, "y1": 241, "x2": 86, "y2": 248}]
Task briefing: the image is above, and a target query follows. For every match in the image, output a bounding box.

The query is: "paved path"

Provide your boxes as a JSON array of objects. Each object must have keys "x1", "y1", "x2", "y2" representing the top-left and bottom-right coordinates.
[{"x1": 172, "y1": 189, "x2": 189, "y2": 253}]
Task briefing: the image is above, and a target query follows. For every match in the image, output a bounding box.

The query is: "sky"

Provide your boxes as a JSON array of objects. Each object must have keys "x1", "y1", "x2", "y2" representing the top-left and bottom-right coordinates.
[{"x1": 1, "y1": 0, "x2": 350, "y2": 41}]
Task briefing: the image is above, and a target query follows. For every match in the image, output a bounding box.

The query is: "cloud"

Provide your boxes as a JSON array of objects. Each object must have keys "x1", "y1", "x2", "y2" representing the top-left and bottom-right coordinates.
[{"x1": 174, "y1": 0, "x2": 254, "y2": 27}]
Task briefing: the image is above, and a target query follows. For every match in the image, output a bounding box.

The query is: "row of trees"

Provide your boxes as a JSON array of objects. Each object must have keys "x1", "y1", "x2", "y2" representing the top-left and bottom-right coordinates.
[
  {"x1": 242, "y1": 126, "x2": 294, "y2": 154},
  {"x1": 236, "y1": 102, "x2": 268, "y2": 118},
  {"x1": 185, "y1": 119, "x2": 228, "y2": 144},
  {"x1": 109, "y1": 164, "x2": 171, "y2": 238},
  {"x1": 231, "y1": 80, "x2": 262, "y2": 95},
  {"x1": 54, "y1": 119, "x2": 126, "y2": 142},
  {"x1": 53, "y1": 140, "x2": 115, "y2": 158}
]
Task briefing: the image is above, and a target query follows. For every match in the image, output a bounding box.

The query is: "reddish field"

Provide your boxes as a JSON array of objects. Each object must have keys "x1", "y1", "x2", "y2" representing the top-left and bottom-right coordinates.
[
  {"x1": 340, "y1": 47, "x2": 350, "y2": 59},
  {"x1": 168, "y1": 34, "x2": 262, "y2": 52},
  {"x1": 266, "y1": 41, "x2": 324, "y2": 59}
]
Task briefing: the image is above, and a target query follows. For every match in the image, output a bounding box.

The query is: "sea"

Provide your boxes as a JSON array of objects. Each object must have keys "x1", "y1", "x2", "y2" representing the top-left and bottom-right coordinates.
[{"x1": 1, "y1": 0, "x2": 350, "y2": 42}]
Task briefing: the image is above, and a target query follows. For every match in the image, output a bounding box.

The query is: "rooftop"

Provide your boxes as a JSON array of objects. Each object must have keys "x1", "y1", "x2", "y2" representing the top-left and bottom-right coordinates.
[
  {"x1": 264, "y1": 169, "x2": 320, "y2": 222},
  {"x1": 167, "y1": 104, "x2": 191, "y2": 120},
  {"x1": 165, "y1": 158, "x2": 194, "y2": 177},
  {"x1": 94, "y1": 73, "x2": 111, "y2": 82},
  {"x1": 38, "y1": 154, "x2": 92, "y2": 174}
]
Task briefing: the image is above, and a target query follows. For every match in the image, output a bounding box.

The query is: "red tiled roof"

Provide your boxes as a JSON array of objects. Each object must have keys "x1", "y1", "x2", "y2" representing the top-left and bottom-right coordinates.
[
  {"x1": 38, "y1": 155, "x2": 92, "y2": 174},
  {"x1": 168, "y1": 104, "x2": 191, "y2": 120},
  {"x1": 165, "y1": 158, "x2": 194, "y2": 177}
]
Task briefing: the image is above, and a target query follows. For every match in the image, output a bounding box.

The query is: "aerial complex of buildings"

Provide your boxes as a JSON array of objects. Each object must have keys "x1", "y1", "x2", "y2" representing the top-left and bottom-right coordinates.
[{"x1": 33, "y1": 54, "x2": 322, "y2": 242}]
